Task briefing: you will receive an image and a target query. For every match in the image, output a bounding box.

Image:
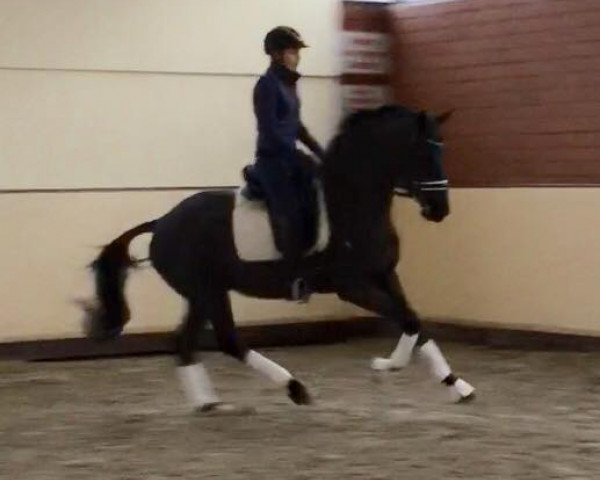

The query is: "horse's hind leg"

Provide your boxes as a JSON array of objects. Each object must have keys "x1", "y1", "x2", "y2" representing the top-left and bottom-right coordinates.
[
  {"x1": 175, "y1": 296, "x2": 222, "y2": 412},
  {"x1": 208, "y1": 290, "x2": 312, "y2": 405}
]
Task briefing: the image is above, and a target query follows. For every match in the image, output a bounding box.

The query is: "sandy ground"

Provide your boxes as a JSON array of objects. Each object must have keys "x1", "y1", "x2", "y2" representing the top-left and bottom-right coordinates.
[{"x1": 2, "y1": 337, "x2": 600, "y2": 479}]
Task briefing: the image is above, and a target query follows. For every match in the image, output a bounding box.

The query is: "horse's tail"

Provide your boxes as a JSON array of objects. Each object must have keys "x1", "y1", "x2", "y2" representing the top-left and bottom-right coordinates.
[{"x1": 80, "y1": 220, "x2": 157, "y2": 341}]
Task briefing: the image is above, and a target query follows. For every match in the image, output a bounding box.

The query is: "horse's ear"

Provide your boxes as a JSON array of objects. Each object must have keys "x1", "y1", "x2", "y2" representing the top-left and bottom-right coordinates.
[{"x1": 436, "y1": 109, "x2": 455, "y2": 125}]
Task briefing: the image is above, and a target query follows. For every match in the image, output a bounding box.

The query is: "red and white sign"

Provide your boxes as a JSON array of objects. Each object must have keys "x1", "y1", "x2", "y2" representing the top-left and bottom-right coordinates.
[
  {"x1": 340, "y1": 1, "x2": 394, "y2": 112},
  {"x1": 342, "y1": 32, "x2": 390, "y2": 75},
  {"x1": 341, "y1": 84, "x2": 390, "y2": 113}
]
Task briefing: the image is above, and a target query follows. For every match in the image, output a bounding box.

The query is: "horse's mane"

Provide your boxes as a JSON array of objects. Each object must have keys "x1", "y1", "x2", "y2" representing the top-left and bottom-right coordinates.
[
  {"x1": 339, "y1": 104, "x2": 416, "y2": 133},
  {"x1": 326, "y1": 104, "x2": 417, "y2": 161}
]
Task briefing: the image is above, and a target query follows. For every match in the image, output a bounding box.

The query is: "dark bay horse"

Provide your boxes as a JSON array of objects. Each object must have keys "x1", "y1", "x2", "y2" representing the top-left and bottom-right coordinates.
[{"x1": 80, "y1": 105, "x2": 474, "y2": 413}]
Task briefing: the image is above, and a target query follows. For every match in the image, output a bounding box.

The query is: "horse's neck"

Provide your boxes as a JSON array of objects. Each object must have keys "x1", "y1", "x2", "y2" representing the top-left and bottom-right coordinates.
[{"x1": 322, "y1": 177, "x2": 394, "y2": 249}]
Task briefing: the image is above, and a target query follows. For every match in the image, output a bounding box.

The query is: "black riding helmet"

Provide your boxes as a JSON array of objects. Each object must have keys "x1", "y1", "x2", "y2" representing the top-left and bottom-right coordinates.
[{"x1": 264, "y1": 26, "x2": 308, "y2": 55}]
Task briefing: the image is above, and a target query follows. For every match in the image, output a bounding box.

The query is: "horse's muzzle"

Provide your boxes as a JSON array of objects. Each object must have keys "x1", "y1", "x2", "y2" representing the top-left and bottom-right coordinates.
[
  {"x1": 417, "y1": 188, "x2": 449, "y2": 223},
  {"x1": 421, "y1": 204, "x2": 449, "y2": 223}
]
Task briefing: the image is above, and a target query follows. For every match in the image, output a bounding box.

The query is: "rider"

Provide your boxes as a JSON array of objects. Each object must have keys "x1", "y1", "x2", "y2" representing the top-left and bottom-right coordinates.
[{"x1": 252, "y1": 26, "x2": 325, "y2": 302}]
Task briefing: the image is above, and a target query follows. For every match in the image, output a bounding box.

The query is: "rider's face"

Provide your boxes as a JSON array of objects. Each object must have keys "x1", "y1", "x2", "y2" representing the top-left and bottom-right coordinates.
[{"x1": 275, "y1": 49, "x2": 301, "y2": 71}]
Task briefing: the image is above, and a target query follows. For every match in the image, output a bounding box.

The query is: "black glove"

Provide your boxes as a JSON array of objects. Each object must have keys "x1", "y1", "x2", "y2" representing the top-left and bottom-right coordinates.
[{"x1": 299, "y1": 123, "x2": 326, "y2": 162}]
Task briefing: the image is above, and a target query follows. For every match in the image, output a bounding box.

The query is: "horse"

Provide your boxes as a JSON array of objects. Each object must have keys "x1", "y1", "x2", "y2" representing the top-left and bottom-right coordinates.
[{"x1": 79, "y1": 104, "x2": 475, "y2": 414}]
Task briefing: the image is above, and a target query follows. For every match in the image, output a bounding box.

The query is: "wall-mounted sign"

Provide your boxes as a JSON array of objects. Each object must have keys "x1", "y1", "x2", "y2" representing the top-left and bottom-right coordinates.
[
  {"x1": 342, "y1": 31, "x2": 390, "y2": 75},
  {"x1": 341, "y1": 84, "x2": 391, "y2": 113},
  {"x1": 340, "y1": 0, "x2": 394, "y2": 112}
]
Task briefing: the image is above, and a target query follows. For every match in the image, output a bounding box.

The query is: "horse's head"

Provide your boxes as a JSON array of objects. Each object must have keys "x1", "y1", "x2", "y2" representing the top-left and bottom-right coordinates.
[
  {"x1": 397, "y1": 109, "x2": 453, "y2": 223},
  {"x1": 325, "y1": 105, "x2": 453, "y2": 223}
]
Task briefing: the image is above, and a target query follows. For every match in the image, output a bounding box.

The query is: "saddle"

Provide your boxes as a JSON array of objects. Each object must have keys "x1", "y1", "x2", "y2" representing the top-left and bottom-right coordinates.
[{"x1": 241, "y1": 157, "x2": 319, "y2": 254}]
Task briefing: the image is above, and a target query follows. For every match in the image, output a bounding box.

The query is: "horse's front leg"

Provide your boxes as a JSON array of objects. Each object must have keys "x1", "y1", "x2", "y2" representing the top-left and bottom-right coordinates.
[
  {"x1": 338, "y1": 272, "x2": 475, "y2": 403},
  {"x1": 338, "y1": 271, "x2": 421, "y2": 370},
  {"x1": 372, "y1": 271, "x2": 426, "y2": 371}
]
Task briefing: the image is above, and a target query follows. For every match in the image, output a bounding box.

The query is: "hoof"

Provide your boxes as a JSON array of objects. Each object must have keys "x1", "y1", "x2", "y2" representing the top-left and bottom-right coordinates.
[
  {"x1": 457, "y1": 392, "x2": 476, "y2": 404},
  {"x1": 195, "y1": 402, "x2": 256, "y2": 416},
  {"x1": 287, "y1": 379, "x2": 312, "y2": 405},
  {"x1": 449, "y1": 378, "x2": 476, "y2": 404},
  {"x1": 371, "y1": 357, "x2": 403, "y2": 372}
]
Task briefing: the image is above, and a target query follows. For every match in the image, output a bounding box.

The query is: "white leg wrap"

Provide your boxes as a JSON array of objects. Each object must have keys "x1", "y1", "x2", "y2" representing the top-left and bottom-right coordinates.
[
  {"x1": 449, "y1": 378, "x2": 475, "y2": 402},
  {"x1": 418, "y1": 340, "x2": 452, "y2": 381},
  {"x1": 245, "y1": 350, "x2": 293, "y2": 386},
  {"x1": 371, "y1": 333, "x2": 418, "y2": 371},
  {"x1": 419, "y1": 341, "x2": 475, "y2": 402},
  {"x1": 177, "y1": 364, "x2": 220, "y2": 408}
]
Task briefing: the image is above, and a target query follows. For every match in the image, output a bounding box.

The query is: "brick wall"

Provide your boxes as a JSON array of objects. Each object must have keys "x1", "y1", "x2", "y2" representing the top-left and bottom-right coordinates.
[{"x1": 390, "y1": 0, "x2": 600, "y2": 186}]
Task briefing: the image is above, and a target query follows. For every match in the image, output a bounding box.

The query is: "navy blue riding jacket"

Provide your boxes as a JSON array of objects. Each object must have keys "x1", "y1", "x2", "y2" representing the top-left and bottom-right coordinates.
[
  {"x1": 253, "y1": 63, "x2": 324, "y2": 164},
  {"x1": 254, "y1": 63, "x2": 301, "y2": 162},
  {"x1": 247, "y1": 63, "x2": 323, "y2": 253}
]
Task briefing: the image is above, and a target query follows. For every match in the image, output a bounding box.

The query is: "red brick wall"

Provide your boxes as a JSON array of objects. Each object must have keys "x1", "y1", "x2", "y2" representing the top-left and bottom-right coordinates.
[{"x1": 390, "y1": 0, "x2": 600, "y2": 186}]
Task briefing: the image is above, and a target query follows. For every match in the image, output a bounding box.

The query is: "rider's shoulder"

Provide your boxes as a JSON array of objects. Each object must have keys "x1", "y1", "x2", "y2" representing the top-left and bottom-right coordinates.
[{"x1": 254, "y1": 71, "x2": 277, "y2": 92}]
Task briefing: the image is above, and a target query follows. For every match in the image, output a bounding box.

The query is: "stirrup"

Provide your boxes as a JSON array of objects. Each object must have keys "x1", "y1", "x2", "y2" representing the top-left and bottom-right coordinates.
[{"x1": 290, "y1": 277, "x2": 311, "y2": 303}]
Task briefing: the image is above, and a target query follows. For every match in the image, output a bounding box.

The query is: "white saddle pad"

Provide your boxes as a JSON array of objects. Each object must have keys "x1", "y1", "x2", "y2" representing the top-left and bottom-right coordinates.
[{"x1": 232, "y1": 184, "x2": 330, "y2": 262}]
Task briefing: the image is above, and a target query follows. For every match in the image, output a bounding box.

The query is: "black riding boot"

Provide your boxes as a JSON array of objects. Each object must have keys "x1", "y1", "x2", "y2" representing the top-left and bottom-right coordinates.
[
  {"x1": 290, "y1": 276, "x2": 311, "y2": 303},
  {"x1": 272, "y1": 215, "x2": 312, "y2": 303}
]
